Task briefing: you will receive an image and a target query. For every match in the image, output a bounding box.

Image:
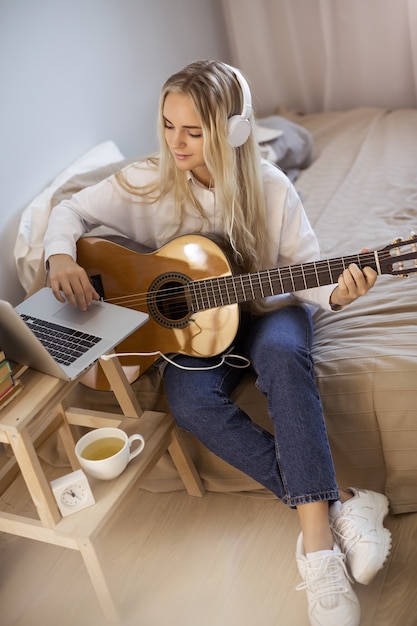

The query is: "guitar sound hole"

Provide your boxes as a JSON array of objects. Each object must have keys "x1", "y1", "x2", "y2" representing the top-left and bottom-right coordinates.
[
  {"x1": 148, "y1": 273, "x2": 193, "y2": 329},
  {"x1": 156, "y1": 281, "x2": 189, "y2": 320}
]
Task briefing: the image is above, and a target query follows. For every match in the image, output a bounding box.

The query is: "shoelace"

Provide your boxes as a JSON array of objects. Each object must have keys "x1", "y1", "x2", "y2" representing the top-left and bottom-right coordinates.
[
  {"x1": 331, "y1": 506, "x2": 378, "y2": 553},
  {"x1": 296, "y1": 552, "x2": 353, "y2": 599}
]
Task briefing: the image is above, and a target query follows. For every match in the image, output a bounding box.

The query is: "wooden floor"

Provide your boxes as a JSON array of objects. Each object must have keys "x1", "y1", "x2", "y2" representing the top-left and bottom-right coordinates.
[{"x1": 1, "y1": 471, "x2": 417, "y2": 626}]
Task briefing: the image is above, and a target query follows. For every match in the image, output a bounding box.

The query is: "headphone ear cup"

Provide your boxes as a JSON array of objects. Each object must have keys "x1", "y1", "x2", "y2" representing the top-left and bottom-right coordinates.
[{"x1": 227, "y1": 114, "x2": 251, "y2": 148}]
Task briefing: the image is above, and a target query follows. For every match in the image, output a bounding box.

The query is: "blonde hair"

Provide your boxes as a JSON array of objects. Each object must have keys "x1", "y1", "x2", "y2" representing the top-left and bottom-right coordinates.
[{"x1": 116, "y1": 60, "x2": 269, "y2": 272}]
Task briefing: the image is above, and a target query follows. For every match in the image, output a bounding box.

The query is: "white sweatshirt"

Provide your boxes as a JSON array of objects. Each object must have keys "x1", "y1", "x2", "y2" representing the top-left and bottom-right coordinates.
[{"x1": 44, "y1": 158, "x2": 336, "y2": 311}]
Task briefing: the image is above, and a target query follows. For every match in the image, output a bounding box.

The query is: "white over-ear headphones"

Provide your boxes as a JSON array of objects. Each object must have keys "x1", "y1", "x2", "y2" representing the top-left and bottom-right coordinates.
[{"x1": 223, "y1": 63, "x2": 253, "y2": 148}]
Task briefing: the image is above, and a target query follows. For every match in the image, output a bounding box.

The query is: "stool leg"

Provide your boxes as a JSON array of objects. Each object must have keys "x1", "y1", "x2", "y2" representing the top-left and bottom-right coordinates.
[
  {"x1": 77, "y1": 536, "x2": 120, "y2": 624},
  {"x1": 168, "y1": 428, "x2": 205, "y2": 497},
  {"x1": 56, "y1": 403, "x2": 81, "y2": 470},
  {"x1": 6, "y1": 429, "x2": 61, "y2": 527}
]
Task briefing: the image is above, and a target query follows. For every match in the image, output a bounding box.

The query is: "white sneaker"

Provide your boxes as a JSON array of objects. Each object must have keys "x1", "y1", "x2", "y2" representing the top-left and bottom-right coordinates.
[
  {"x1": 295, "y1": 533, "x2": 361, "y2": 626},
  {"x1": 329, "y1": 488, "x2": 392, "y2": 585}
]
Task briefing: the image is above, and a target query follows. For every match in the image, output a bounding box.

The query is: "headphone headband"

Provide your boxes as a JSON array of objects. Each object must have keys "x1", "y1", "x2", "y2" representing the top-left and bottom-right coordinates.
[{"x1": 223, "y1": 63, "x2": 253, "y2": 147}]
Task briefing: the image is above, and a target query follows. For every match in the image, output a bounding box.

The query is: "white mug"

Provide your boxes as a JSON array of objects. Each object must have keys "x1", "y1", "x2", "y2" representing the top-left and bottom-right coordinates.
[{"x1": 75, "y1": 427, "x2": 145, "y2": 480}]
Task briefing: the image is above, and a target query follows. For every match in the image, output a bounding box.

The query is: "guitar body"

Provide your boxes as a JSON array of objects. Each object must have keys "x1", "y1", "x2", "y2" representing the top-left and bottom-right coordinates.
[{"x1": 76, "y1": 235, "x2": 240, "y2": 389}]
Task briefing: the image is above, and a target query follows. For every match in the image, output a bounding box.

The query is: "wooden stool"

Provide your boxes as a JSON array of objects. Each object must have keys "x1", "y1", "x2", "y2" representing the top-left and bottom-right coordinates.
[{"x1": 0, "y1": 355, "x2": 204, "y2": 623}]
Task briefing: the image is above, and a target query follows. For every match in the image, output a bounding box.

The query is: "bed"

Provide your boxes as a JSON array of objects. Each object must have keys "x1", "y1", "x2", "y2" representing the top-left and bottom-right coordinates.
[{"x1": 14, "y1": 106, "x2": 417, "y2": 514}]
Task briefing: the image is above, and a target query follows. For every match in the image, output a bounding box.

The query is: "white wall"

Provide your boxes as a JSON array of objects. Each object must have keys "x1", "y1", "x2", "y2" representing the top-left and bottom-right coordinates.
[{"x1": 0, "y1": 0, "x2": 230, "y2": 304}]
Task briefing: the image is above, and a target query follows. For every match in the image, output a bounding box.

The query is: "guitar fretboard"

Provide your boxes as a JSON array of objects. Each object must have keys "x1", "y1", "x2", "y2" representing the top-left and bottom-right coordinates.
[{"x1": 189, "y1": 252, "x2": 378, "y2": 311}]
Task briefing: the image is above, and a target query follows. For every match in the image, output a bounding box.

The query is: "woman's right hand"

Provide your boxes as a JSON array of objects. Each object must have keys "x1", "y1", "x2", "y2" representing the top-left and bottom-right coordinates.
[{"x1": 47, "y1": 254, "x2": 100, "y2": 311}]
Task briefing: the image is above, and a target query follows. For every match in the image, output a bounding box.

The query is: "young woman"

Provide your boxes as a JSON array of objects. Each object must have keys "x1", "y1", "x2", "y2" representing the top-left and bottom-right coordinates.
[{"x1": 44, "y1": 60, "x2": 391, "y2": 626}]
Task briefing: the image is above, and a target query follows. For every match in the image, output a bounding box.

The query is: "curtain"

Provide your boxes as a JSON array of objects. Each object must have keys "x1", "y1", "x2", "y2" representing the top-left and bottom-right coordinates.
[{"x1": 221, "y1": 0, "x2": 417, "y2": 115}]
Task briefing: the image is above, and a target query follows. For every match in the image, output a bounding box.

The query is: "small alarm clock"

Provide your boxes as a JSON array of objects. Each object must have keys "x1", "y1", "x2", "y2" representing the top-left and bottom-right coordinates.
[{"x1": 50, "y1": 469, "x2": 95, "y2": 517}]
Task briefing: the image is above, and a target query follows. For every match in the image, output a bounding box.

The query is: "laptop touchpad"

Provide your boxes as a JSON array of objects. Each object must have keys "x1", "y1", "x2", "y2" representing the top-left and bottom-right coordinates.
[{"x1": 53, "y1": 302, "x2": 102, "y2": 326}]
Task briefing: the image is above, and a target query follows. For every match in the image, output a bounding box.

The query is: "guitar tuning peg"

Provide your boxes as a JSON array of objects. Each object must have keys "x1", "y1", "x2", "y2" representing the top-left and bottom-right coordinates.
[{"x1": 411, "y1": 233, "x2": 417, "y2": 267}]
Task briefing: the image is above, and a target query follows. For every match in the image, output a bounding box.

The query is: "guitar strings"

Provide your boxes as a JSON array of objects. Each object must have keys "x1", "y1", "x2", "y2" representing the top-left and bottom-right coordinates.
[{"x1": 98, "y1": 250, "x2": 380, "y2": 314}]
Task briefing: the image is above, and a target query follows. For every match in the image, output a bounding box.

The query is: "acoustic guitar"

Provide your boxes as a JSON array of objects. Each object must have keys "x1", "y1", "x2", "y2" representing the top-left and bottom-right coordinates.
[{"x1": 76, "y1": 233, "x2": 417, "y2": 390}]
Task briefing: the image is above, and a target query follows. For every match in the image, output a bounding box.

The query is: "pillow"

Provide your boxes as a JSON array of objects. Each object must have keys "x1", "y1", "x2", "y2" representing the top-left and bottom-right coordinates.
[
  {"x1": 14, "y1": 141, "x2": 126, "y2": 292},
  {"x1": 50, "y1": 157, "x2": 137, "y2": 207},
  {"x1": 256, "y1": 115, "x2": 313, "y2": 179}
]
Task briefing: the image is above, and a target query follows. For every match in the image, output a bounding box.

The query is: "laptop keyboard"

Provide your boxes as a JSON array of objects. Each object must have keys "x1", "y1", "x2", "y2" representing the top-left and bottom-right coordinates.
[{"x1": 21, "y1": 314, "x2": 102, "y2": 366}]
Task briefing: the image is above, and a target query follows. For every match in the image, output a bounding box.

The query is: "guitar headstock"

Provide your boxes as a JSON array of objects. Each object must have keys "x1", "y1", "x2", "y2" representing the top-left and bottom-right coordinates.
[{"x1": 378, "y1": 233, "x2": 417, "y2": 276}]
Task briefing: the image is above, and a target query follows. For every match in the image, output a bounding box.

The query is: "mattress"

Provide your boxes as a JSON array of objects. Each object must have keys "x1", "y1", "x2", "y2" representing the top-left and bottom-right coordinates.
[{"x1": 294, "y1": 107, "x2": 417, "y2": 513}]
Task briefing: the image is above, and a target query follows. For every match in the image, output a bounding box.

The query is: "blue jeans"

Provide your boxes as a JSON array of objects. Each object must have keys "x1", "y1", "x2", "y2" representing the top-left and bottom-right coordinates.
[{"x1": 163, "y1": 305, "x2": 339, "y2": 508}]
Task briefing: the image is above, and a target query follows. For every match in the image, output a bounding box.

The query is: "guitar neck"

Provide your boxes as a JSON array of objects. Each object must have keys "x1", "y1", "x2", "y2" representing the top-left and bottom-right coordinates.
[{"x1": 190, "y1": 251, "x2": 379, "y2": 311}]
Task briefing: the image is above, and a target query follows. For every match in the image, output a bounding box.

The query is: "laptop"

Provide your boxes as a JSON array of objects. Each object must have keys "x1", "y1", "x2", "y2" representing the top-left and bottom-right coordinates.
[{"x1": 0, "y1": 287, "x2": 149, "y2": 381}]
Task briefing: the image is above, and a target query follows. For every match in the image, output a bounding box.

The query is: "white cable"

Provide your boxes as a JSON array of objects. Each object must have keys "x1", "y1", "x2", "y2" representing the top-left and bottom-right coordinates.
[{"x1": 101, "y1": 350, "x2": 251, "y2": 371}]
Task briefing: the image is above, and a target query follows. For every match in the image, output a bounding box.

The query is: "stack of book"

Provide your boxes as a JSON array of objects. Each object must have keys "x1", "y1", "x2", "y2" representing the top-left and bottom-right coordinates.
[{"x1": 0, "y1": 350, "x2": 23, "y2": 409}]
